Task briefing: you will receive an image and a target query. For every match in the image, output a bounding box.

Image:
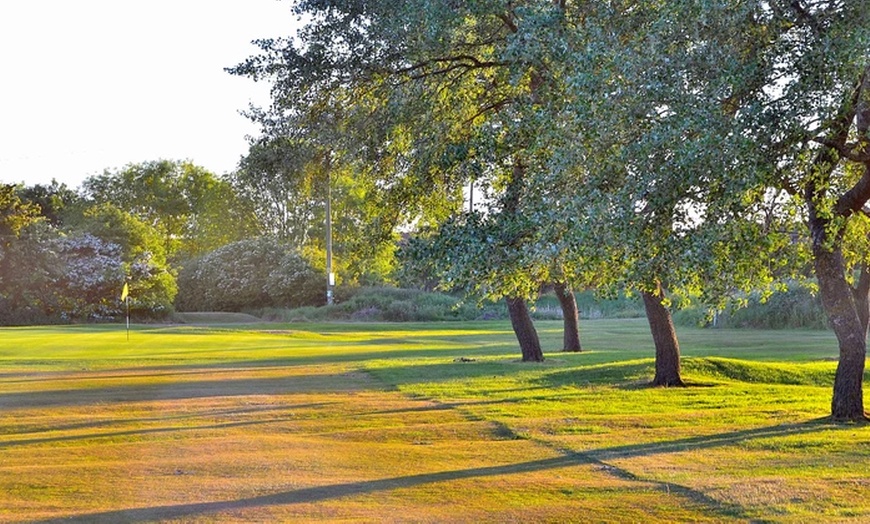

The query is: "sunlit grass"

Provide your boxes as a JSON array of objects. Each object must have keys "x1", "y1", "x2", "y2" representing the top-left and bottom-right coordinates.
[{"x1": 0, "y1": 319, "x2": 867, "y2": 522}]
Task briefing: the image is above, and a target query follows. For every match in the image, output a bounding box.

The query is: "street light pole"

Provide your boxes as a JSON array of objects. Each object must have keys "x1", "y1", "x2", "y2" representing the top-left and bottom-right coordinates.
[{"x1": 326, "y1": 165, "x2": 334, "y2": 305}]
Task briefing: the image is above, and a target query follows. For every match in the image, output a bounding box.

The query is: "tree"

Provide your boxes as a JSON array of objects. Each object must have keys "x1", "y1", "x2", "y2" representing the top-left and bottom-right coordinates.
[
  {"x1": 50, "y1": 233, "x2": 126, "y2": 320},
  {"x1": 232, "y1": 134, "x2": 402, "y2": 285},
  {"x1": 0, "y1": 187, "x2": 56, "y2": 322},
  {"x1": 77, "y1": 204, "x2": 177, "y2": 317},
  {"x1": 554, "y1": 282, "x2": 581, "y2": 352},
  {"x1": 511, "y1": 0, "x2": 804, "y2": 386},
  {"x1": 0, "y1": 184, "x2": 41, "y2": 246},
  {"x1": 232, "y1": 136, "x2": 321, "y2": 246},
  {"x1": 551, "y1": 0, "x2": 870, "y2": 408},
  {"x1": 81, "y1": 160, "x2": 259, "y2": 261},
  {"x1": 229, "y1": 0, "x2": 589, "y2": 361},
  {"x1": 585, "y1": 0, "x2": 870, "y2": 416},
  {"x1": 16, "y1": 180, "x2": 82, "y2": 227}
]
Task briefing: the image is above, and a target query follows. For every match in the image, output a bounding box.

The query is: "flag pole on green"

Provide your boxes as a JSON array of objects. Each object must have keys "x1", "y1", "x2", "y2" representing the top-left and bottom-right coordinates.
[{"x1": 121, "y1": 283, "x2": 130, "y2": 341}]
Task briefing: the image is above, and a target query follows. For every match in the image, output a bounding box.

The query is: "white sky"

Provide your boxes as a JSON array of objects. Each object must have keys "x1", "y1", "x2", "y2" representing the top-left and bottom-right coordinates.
[{"x1": 0, "y1": 0, "x2": 298, "y2": 189}]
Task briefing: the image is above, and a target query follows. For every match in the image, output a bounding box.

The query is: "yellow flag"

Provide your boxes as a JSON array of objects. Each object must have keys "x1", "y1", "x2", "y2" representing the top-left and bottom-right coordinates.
[{"x1": 121, "y1": 283, "x2": 129, "y2": 301}]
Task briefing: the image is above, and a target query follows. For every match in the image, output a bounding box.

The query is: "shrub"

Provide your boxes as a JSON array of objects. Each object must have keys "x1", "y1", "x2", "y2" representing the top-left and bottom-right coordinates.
[
  {"x1": 257, "y1": 287, "x2": 652, "y2": 323},
  {"x1": 536, "y1": 290, "x2": 645, "y2": 319},
  {"x1": 674, "y1": 283, "x2": 827, "y2": 329},
  {"x1": 175, "y1": 237, "x2": 324, "y2": 312}
]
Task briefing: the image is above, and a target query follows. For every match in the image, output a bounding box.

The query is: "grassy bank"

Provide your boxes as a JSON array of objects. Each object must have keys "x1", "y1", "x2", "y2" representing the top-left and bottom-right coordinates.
[{"x1": 0, "y1": 319, "x2": 866, "y2": 522}]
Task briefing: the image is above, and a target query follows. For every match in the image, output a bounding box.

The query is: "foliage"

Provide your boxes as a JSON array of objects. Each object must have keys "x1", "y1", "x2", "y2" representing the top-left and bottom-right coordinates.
[
  {"x1": 50, "y1": 233, "x2": 126, "y2": 320},
  {"x1": 537, "y1": 290, "x2": 645, "y2": 320},
  {"x1": 674, "y1": 283, "x2": 828, "y2": 330},
  {"x1": 257, "y1": 286, "x2": 645, "y2": 324},
  {"x1": 229, "y1": 1, "x2": 808, "y2": 338},
  {"x1": 0, "y1": 200, "x2": 177, "y2": 324},
  {"x1": 401, "y1": 212, "x2": 552, "y2": 303},
  {"x1": 81, "y1": 160, "x2": 260, "y2": 261},
  {"x1": 231, "y1": 136, "x2": 322, "y2": 247},
  {"x1": 230, "y1": 133, "x2": 405, "y2": 286},
  {"x1": 76, "y1": 204, "x2": 177, "y2": 317},
  {"x1": 259, "y1": 286, "x2": 504, "y2": 323},
  {"x1": 0, "y1": 184, "x2": 41, "y2": 249},
  {"x1": 0, "y1": 186, "x2": 54, "y2": 323},
  {"x1": 175, "y1": 236, "x2": 324, "y2": 312},
  {"x1": 15, "y1": 179, "x2": 83, "y2": 226}
]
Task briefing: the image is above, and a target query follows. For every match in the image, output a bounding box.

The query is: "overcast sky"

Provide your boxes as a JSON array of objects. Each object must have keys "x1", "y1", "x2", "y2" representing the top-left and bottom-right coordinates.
[{"x1": 0, "y1": 0, "x2": 298, "y2": 189}]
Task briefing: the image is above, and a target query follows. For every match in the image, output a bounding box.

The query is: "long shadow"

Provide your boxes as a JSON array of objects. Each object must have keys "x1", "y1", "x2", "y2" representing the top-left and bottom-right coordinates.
[
  {"x1": 0, "y1": 345, "x2": 520, "y2": 384},
  {"x1": 533, "y1": 361, "x2": 659, "y2": 388},
  {"x1": 31, "y1": 420, "x2": 833, "y2": 523},
  {"x1": 30, "y1": 453, "x2": 740, "y2": 524},
  {"x1": 0, "y1": 373, "x2": 367, "y2": 411},
  {"x1": 0, "y1": 415, "x2": 300, "y2": 450},
  {"x1": 588, "y1": 417, "x2": 844, "y2": 461},
  {"x1": 0, "y1": 403, "x2": 331, "y2": 447}
]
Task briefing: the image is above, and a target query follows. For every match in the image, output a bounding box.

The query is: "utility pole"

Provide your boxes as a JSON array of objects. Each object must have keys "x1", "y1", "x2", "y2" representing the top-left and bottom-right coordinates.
[{"x1": 325, "y1": 160, "x2": 335, "y2": 305}]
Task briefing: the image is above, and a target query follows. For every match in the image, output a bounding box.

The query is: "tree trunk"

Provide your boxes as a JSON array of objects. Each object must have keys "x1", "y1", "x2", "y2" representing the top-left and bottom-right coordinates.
[
  {"x1": 641, "y1": 283, "x2": 684, "y2": 387},
  {"x1": 810, "y1": 222, "x2": 867, "y2": 420},
  {"x1": 851, "y1": 263, "x2": 870, "y2": 339},
  {"x1": 554, "y1": 282, "x2": 581, "y2": 352},
  {"x1": 506, "y1": 297, "x2": 544, "y2": 362}
]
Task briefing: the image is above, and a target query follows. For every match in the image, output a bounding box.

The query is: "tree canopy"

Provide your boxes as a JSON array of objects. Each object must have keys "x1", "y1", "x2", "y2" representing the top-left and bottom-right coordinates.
[{"x1": 230, "y1": 0, "x2": 870, "y2": 418}]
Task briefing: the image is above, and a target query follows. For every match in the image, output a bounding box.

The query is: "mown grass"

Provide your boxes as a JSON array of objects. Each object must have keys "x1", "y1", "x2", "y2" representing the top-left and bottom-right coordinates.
[{"x1": 0, "y1": 318, "x2": 867, "y2": 522}]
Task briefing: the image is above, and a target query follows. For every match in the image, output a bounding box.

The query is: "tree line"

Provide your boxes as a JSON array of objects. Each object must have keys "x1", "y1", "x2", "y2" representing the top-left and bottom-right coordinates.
[{"x1": 0, "y1": 158, "x2": 367, "y2": 324}]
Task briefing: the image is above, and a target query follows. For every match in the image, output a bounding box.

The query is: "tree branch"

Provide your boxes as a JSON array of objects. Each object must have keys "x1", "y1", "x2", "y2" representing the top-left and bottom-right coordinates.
[
  {"x1": 811, "y1": 137, "x2": 870, "y2": 163},
  {"x1": 789, "y1": 0, "x2": 823, "y2": 36},
  {"x1": 836, "y1": 164, "x2": 870, "y2": 217},
  {"x1": 393, "y1": 55, "x2": 508, "y2": 79},
  {"x1": 498, "y1": 13, "x2": 518, "y2": 33},
  {"x1": 465, "y1": 98, "x2": 514, "y2": 124}
]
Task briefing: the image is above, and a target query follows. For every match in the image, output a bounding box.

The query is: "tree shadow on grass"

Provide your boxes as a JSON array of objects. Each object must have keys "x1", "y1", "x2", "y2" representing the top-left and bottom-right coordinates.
[
  {"x1": 30, "y1": 452, "x2": 743, "y2": 524},
  {"x1": 587, "y1": 417, "x2": 840, "y2": 461},
  {"x1": 0, "y1": 402, "x2": 332, "y2": 449},
  {"x1": 531, "y1": 360, "x2": 663, "y2": 389},
  {"x1": 26, "y1": 418, "x2": 845, "y2": 523},
  {"x1": 0, "y1": 372, "x2": 367, "y2": 411}
]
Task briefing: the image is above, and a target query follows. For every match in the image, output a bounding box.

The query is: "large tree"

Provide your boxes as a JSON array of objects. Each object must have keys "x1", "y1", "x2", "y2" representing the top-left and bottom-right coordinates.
[
  {"x1": 229, "y1": 0, "x2": 591, "y2": 360},
  {"x1": 549, "y1": 0, "x2": 870, "y2": 410},
  {"x1": 231, "y1": 133, "x2": 404, "y2": 285},
  {"x1": 754, "y1": 2, "x2": 870, "y2": 420},
  {"x1": 507, "y1": 0, "x2": 811, "y2": 387},
  {"x1": 16, "y1": 180, "x2": 82, "y2": 227},
  {"x1": 76, "y1": 204, "x2": 177, "y2": 317}
]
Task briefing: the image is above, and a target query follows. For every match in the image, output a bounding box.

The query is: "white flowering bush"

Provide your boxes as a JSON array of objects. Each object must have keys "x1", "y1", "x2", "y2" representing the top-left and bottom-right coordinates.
[
  {"x1": 0, "y1": 205, "x2": 177, "y2": 324},
  {"x1": 52, "y1": 233, "x2": 126, "y2": 319},
  {"x1": 176, "y1": 237, "x2": 323, "y2": 312},
  {"x1": 78, "y1": 204, "x2": 177, "y2": 319}
]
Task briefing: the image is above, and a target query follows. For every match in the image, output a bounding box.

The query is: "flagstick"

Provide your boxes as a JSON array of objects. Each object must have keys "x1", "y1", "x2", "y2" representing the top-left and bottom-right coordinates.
[{"x1": 126, "y1": 295, "x2": 130, "y2": 342}]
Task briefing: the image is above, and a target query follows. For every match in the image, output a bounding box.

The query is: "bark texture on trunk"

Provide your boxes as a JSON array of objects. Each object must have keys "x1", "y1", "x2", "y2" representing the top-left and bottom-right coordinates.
[
  {"x1": 810, "y1": 222, "x2": 867, "y2": 420},
  {"x1": 554, "y1": 282, "x2": 581, "y2": 352},
  {"x1": 506, "y1": 297, "x2": 544, "y2": 362},
  {"x1": 641, "y1": 284, "x2": 684, "y2": 387},
  {"x1": 801, "y1": 66, "x2": 870, "y2": 420},
  {"x1": 851, "y1": 264, "x2": 870, "y2": 339}
]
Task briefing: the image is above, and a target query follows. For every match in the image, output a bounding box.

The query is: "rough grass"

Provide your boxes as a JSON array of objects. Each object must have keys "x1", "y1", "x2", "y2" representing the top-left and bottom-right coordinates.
[{"x1": 0, "y1": 319, "x2": 867, "y2": 522}]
